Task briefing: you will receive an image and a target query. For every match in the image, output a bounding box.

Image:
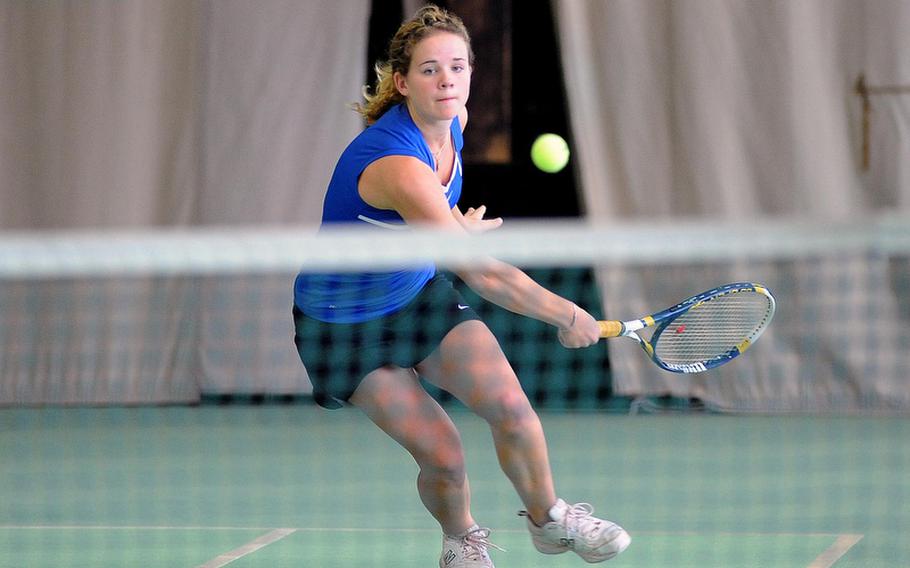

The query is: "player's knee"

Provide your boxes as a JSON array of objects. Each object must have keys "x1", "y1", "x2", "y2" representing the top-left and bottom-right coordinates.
[
  {"x1": 413, "y1": 425, "x2": 466, "y2": 480},
  {"x1": 420, "y1": 446, "x2": 466, "y2": 485},
  {"x1": 484, "y1": 389, "x2": 536, "y2": 434}
]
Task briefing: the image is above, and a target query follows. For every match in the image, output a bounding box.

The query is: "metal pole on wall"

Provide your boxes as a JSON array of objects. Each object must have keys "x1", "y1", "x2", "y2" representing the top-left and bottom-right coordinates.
[{"x1": 855, "y1": 74, "x2": 910, "y2": 171}]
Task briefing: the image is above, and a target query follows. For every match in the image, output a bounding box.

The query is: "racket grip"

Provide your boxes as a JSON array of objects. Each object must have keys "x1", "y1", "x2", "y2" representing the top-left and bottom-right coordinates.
[{"x1": 598, "y1": 320, "x2": 624, "y2": 338}]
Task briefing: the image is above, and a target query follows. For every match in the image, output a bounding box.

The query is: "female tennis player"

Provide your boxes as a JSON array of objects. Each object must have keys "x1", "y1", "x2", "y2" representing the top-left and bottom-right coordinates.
[{"x1": 293, "y1": 5, "x2": 629, "y2": 567}]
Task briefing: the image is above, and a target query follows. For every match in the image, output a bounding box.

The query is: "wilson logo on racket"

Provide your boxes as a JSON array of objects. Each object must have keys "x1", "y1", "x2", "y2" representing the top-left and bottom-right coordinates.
[{"x1": 597, "y1": 282, "x2": 775, "y2": 373}]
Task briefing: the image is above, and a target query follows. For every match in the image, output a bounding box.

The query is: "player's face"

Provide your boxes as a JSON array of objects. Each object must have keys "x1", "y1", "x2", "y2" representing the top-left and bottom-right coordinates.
[{"x1": 395, "y1": 32, "x2": 471, "y2": 122}]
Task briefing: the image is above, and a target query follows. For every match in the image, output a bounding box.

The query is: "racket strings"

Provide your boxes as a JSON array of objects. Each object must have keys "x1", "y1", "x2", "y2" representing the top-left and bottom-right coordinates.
[{"x1": 654, "y1": 292, "x2": 773, "y2": 364}]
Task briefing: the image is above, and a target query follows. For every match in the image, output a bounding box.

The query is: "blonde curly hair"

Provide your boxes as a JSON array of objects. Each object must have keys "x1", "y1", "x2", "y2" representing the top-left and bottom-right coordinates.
[{"x1": 354, "y1": 4, "x2": 474, "y2": 124}]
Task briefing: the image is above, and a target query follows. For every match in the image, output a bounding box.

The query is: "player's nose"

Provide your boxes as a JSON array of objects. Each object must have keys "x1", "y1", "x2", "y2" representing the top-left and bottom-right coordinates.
[{"x1": 438, "y1": 70, "x2": 455, "y2": 88}]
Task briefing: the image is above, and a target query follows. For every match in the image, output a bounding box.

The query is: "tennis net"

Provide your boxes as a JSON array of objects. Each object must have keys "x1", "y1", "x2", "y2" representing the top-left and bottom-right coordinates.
[{"x1": 2, "y1": 216, "x2": 909, "y2": 412}]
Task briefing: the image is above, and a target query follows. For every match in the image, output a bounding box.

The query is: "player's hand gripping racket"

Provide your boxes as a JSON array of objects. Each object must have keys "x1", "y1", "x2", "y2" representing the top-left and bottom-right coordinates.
[{"x1": 598, "y1": 282, "x2": 775, "y2": 373}]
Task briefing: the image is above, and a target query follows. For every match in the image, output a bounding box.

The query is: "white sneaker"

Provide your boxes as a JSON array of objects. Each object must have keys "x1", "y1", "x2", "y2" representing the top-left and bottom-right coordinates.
[
  {"x1": 520, "y1": 499, "x2": 630, "y2": 563},
  {"x1": 439, "y1": 525, "x2": 502, "y2": 568}
]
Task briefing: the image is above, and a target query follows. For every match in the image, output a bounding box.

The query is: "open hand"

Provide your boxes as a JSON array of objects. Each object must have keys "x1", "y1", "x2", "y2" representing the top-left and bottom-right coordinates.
[{"x1": 461, "y1": 205, "x2": 503, "y2": 233}]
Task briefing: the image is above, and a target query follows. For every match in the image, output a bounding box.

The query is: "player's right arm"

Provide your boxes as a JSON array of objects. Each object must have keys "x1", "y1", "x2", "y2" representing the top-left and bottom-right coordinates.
[{"x1": 358, "y1": 157, "x2": 600, "y2": 347}]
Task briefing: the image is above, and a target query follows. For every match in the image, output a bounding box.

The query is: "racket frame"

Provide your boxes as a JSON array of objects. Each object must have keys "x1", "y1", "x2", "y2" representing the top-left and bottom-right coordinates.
[{"x1": 599, "y1": 282, "x2": 776, "y2": 373}]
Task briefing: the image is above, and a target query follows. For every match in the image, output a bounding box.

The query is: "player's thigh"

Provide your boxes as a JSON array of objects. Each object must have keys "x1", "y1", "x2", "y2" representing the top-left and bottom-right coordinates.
[
  {"x1": 416, "y1": 320, "x2": 529, "y2": 417},
  {"x1": 350, "y1": 365, "x2": 464, "y2": 469}
]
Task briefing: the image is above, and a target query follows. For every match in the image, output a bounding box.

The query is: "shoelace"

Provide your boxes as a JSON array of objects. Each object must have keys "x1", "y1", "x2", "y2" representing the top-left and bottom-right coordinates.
[
  {"x1": 461, "y1": 527, "x2": 506, "y2": 561},
  {"x1": 564, "y1": 502, "x2": 606, "y2": 541}
]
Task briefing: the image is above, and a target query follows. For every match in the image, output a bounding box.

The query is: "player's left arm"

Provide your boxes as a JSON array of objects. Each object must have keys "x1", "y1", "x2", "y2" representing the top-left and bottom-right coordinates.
[{"x1": 455, "y1": 258, "x2": 601, "y2": 347}]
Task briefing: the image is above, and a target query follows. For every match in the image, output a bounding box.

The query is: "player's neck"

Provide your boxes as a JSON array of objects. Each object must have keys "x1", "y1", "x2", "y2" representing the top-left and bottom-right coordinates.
[{"x1": 405, "y1": 102, "x2": 452, "y2": 148}]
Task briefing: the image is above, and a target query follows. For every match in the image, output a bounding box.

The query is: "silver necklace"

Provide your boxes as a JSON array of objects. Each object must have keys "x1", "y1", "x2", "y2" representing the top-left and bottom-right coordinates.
[{"x1": 432, "y1": 138, "x2": 447, "y2": 171}]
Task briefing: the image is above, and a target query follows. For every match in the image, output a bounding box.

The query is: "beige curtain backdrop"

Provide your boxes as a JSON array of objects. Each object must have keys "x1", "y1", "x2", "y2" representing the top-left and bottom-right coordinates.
[
  {"x1": 0, "y1": 0, "x2": 367, "y2": 228},
  {"x1": 555, "y1": 0, "x2": 910, "y2": 411},
  {"x1": 0, "y1": 0, "x2": 369, "y2": 403},
  {"x1": 1, "y1": 1, "x2": 201, "y2": 228}
]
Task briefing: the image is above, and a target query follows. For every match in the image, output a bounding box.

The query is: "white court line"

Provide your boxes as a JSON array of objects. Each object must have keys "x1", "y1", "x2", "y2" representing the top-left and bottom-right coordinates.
[
  {"x1": 195, "y1": 528, "x2": 297, "y2": 568},
  {"x1": 0, "y1": 524, "x2": 866, "y2": 567},
  {"x1": 0, "y1": 524, "x2": 857, "y2": 537},
  {"x1": 0, "y1": 525, "x2": 276, "y2": 531},
  {"x1": 807, "y1": 534, "x2": 864, "y2": 568},
  {"x1": 0, "y1": 525, "x2": 441, "y2": 533}
]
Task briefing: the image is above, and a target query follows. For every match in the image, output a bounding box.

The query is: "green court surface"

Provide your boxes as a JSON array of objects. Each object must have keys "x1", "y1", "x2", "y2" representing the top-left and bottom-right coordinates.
[{"x1": 2, "y1": 406, "x2": 907, "y2": 567}]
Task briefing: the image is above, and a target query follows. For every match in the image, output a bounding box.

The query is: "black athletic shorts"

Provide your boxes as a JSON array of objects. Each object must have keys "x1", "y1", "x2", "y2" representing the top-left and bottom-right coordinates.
[{"x1": 293, "y1": 273, "x2": 480, "y2": 409}]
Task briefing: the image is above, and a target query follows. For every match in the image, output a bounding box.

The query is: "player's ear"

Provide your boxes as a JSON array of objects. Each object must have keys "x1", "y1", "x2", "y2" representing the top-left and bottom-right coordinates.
[{"x1": 393, "y1": 71, "x2": 408, "y2": 97}]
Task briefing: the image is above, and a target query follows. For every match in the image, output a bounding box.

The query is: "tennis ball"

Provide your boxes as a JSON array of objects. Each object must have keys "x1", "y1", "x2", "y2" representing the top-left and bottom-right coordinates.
[{"x1": 531, "y1": 133, "x2": 570, "y2": 173}]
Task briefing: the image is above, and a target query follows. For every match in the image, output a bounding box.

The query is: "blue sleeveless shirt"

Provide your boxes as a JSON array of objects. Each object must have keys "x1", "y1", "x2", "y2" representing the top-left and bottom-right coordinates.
[{"x1": 295, "y1": 103, "x2": 464, "y2": 323}]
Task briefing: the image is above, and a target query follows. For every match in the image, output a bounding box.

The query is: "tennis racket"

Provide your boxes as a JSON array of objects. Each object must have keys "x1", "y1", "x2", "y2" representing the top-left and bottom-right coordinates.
[{"x1": 598, "y1": 282, "x2": 775, "y2": 373}]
